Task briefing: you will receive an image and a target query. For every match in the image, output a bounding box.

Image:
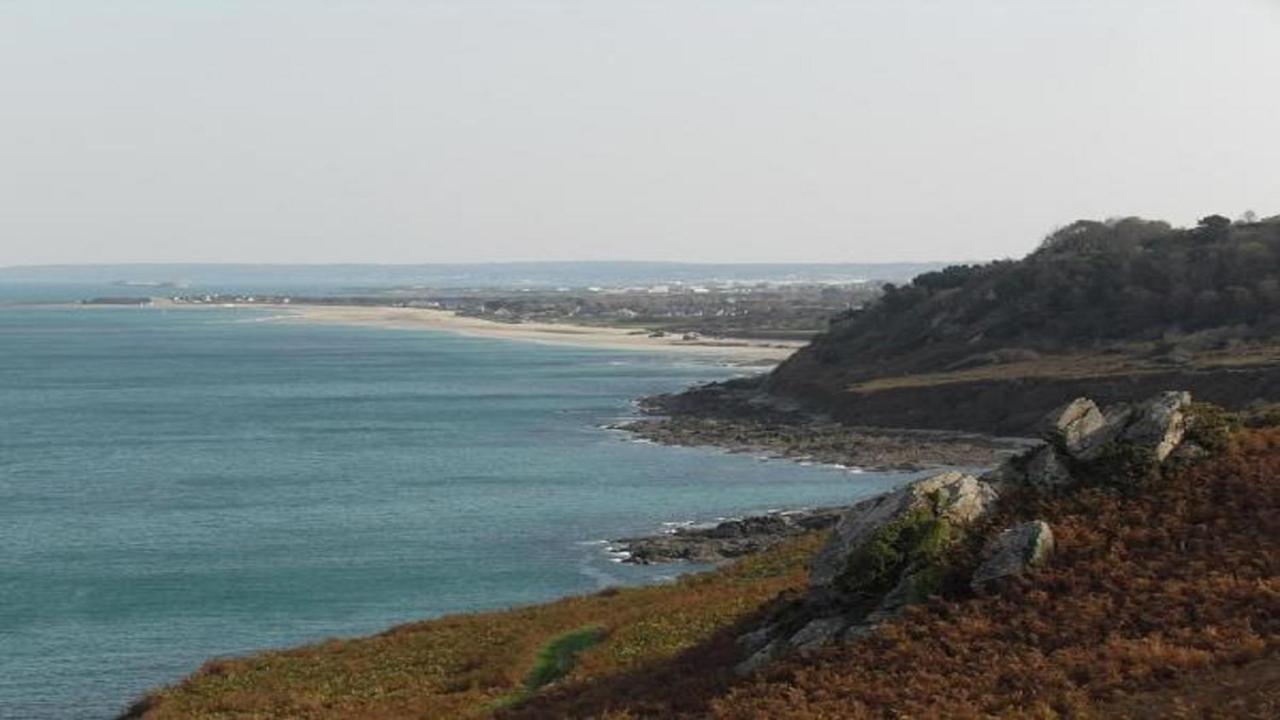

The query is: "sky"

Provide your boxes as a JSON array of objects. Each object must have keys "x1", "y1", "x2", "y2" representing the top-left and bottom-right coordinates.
[{"x1": 2, "y1": 1, "x2": 1279, "y2": 266}]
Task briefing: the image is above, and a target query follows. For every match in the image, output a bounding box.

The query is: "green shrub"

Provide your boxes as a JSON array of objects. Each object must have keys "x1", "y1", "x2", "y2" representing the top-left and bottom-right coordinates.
[{"x1": 835, "y1": 507, "x2": 952, "y2": 600}]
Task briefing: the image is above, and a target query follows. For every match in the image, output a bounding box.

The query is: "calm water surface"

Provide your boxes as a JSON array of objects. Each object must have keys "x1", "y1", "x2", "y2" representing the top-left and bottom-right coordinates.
[{"x1": 0, "y1": 303, "x2": 911, "y2": 719}]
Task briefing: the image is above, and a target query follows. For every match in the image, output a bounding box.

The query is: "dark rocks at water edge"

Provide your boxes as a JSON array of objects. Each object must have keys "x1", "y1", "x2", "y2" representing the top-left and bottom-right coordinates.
[
  {"x1": 617, "y1": 416, "x2": 1026, "y2": 472},
  {"x1": 613, "y1": 507, "x2": 848, "y2": 564}
]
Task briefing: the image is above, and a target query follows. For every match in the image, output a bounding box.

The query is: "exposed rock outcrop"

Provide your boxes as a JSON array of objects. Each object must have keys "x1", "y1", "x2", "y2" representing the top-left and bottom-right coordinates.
[
  {"x1": 737, "y1": 470, "x2": 999, "y2": 672},
  {"x1": 987, "y1": 390, "x2": 1194, "y2": 488},
  {"x1": 971, "y1": 520, "x2": 1055, "y2": 590},
  {"x1": 1121, "y1": 390, "x2": 1191, "y2": 462},
  {"x1": 1042, "y1": 398, "x2": 1107, "y2": 458},
  {"x1": 736, "y1": 390, "x2": 1203, "y2": 675},
  {"x1": 809, "y1": 471, "x2": 998, "y2": 588}
]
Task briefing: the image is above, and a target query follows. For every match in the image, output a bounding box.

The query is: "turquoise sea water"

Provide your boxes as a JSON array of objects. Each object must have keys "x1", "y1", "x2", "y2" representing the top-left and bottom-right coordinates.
[{"x1": 0, "y1": 301, "x2": 912, "y2": 719}]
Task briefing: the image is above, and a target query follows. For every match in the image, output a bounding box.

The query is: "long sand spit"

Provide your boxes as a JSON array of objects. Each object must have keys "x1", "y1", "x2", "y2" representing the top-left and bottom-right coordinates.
[{"x1": 261, "y1": 304, "x2": 802, "y2": 364}]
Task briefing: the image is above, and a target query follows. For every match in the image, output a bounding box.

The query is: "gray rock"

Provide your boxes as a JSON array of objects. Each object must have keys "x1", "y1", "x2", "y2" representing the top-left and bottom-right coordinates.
[
  {"x1": 735, "y1": 624, "x2": 778, "y2": 656},
  {"x1": 876, "y1": 568, "x2": 940, "y2": 612},
  {"x1": 809, "y1": 471, "x2": 999, "y2": 588},
  {"x1": 1121, "y1": 391, "x2": 1191, "y2": 462},
  {"x1": 1025, "y1": 391, "x2": 1192, "y2": 471},
  {"x1": 616, "y1": 506, "x2": 847, "y2": 564},
  {"x1": 735, "y1": 638, "x2": 783, "y2": 676},
  {"x1": 979, "y1": 456, "x2": 1028, "y2": 492},
  {"x1": 1101, "y1": 403, "x2": 1135, "y2": 431},
  {"x1": 1023, "y1": 445, "x2": 1074, "y2": 488},
  {"x1": 789, "y1": 616, "x2": 851, "y2": 652},
  {"x1": 1043, "y1": 398, "x2": 1106, "y2": 457},
  {"x1": 1069, "y1": 403, "x2": 1136, "y2": 462},
  {"x1": 971, "y1": 520, "x2": 1055, "y2": 590},
  {"x1": 839, "y1": 623, "x2": 878, "y2": 643}
]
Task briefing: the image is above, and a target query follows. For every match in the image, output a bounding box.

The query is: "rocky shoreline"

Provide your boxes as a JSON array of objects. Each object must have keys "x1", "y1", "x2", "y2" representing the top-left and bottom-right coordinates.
[
  {"x1": 616, "y1": 415, "x2": 1028, "y2": 472},
  {"x1": 612, "y1": 507, "x2": 849, "y2": 564},
  {"x1": 607, "y1": 390, "x2": 1034, "y2": 565}
]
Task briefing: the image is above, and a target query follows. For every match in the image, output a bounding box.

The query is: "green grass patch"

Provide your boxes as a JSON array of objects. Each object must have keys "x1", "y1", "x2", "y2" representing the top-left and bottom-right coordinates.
[
  {"x1": 524, "y1": 625, "x2": 605, "y2": 691},
  {"x1": 488, "y1": 625, "x2": 606, "y2": 711}
]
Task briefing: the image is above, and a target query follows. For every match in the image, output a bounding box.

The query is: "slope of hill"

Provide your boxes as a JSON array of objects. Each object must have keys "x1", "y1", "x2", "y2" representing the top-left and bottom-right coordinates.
[{"x1": 125, "y1": 404, "x2": 1279, "y2": 719}]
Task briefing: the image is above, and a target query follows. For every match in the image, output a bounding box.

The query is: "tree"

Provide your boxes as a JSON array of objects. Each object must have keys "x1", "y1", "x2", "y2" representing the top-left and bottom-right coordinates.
[{"x1": 1195, "y1": 215, "x2": 1232, "y2": 244}]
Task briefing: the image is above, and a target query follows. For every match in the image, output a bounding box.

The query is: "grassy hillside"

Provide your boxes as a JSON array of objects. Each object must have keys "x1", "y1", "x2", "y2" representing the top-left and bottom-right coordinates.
[
  {"x1": 122, "y1": 534, "x2": 824, "y2": 719},
  {"x1": 129, "y1": 426, "x2": 1279, "y2": 718}
]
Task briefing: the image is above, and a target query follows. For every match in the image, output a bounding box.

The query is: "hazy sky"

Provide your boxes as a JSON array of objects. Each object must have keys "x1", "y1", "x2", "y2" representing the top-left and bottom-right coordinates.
[{"x1": 2, "y1": 1, "x2": 1278, "y2": 266}]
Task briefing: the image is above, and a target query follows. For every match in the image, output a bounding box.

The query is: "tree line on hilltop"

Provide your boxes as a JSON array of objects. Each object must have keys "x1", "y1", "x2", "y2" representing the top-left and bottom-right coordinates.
[{"x1": 789, "y1": 213, "x2": 1280, "y2": 378}]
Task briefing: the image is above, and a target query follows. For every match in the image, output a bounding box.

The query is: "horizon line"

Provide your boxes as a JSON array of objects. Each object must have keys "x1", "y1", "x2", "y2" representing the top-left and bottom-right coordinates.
[{"x1": 0, "y1": 259, "x2": 978, "y2": 271}]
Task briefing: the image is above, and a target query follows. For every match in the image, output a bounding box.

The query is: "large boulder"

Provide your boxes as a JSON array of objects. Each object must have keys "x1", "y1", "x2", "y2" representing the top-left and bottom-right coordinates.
[
  {"x1": 971, "y1": 520, "x2": 1055, "y2": 590},
  {"x1": 1121, "y1": 391, "x2": 1191, "y2": 462},
  {"x1": 1042, "y1": 398, "x2": 1106, "y2": 457},
  {"x1": 788, "y1": 615, "x2": 852, "y2": 652},
  {"x1": 987, "y1": 391, "x2": 1196, "y2": 491},
  {"x1": 809, "y1": 471, "x2": 999, "y2": 588},
  {"x1": 737, "y1": 471, "x2": 998, "y2": 674}
]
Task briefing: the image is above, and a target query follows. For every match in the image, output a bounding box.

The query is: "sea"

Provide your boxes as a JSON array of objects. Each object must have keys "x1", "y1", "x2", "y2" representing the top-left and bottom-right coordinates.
[{"x1": 0, "y1": 281, "x2": 914, "y2": 719}]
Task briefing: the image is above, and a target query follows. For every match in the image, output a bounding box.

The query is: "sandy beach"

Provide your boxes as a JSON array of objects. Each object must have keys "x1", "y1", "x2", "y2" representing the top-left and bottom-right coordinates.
[{"x1": 257, "y1": 304, "x2": 803, "y2": 364}]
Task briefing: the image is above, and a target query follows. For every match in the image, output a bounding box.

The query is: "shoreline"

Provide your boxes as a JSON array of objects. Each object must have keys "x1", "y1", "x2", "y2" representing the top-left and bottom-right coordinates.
[
  {"x1": 611, "y1": 506, "x2": 850, "y2": 564},
  {"x1": 82, "y1": 301, "x2": 805, "y2": 365},
  {"x1": 69, "y1": 298, "x2": 1016, "y2": 567},
  {"x1": 616, "y1": 416, "x2": 1030, "y2": 473}
]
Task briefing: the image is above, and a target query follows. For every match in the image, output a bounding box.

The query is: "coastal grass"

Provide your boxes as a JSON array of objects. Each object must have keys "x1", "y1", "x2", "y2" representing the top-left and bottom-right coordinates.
[{"x1": 125, "y1": 532, "x2": 825, "y2": 719}]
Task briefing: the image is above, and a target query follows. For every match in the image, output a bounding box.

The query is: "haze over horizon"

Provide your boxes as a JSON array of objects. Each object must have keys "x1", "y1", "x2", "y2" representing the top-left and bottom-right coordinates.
[{"x1": 3, "y1": 1, "x2": 1278, "y2": 266}]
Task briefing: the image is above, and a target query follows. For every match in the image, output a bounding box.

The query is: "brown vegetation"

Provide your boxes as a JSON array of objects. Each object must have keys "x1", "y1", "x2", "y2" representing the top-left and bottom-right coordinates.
[
  {"x1": 132, "y1": 428, "x2": 1279, "y2": 719},
  {"x1": 123, "y1": 533, "x2": 823, "y2": 719},
  {"x1": 508, "y1": 429, "x2": 1280, "y2": 718}
]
